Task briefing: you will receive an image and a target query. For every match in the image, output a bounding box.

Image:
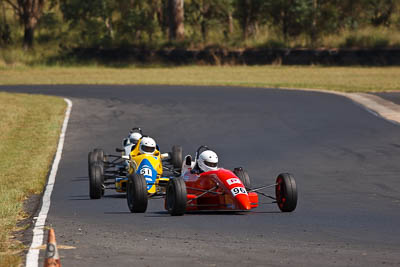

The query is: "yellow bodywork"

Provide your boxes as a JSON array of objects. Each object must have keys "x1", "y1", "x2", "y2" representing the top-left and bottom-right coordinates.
[{"x1": 115, "y1": 138, "x2": 168, "y2": 194}]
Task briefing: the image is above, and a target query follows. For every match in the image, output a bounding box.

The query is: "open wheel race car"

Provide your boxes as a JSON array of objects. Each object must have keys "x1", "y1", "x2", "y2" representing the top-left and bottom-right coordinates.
[
  {"x1": 163, "y1": 146, "x2": 298, "y2": 216},
  {"x1": 125, "y1": 140, "x2": 182, "y2": 212},
  {"x1": 87, "y1": 129, "x2": 182, "y2": 203},
  {"x1": 126, "y1": 145, "x2": 298, "y2": 215}
]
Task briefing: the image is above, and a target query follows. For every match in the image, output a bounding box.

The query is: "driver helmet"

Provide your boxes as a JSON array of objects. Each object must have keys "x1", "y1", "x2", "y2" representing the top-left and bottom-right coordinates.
[
  {"x1": 198, "y1": 150, "x2": 218, "y2": 172},
  {"x1": 129, "y1": 132, "x2": 142, "y2": 145},
  {"x1": 139, "y1": 137, "x2": 157, "y2": 154}
]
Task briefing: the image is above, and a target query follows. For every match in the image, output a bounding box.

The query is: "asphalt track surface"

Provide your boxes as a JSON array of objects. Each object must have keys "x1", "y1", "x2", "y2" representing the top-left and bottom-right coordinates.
[
  {"x1": 1, "y1": 85, "x2": 400, "y2": 266},
  {"x1": 374, "y1": 92, "x2": 400, "y2": 106}
]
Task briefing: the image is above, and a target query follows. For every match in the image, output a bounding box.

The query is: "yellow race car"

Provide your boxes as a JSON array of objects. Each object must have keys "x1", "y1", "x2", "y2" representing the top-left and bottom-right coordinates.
[
  {"x1": 125, "y1": 136, "x2": 182, "y2": 212},
  {"x1": 88, "y1": 134, "x2": 182, "y2": 206}
]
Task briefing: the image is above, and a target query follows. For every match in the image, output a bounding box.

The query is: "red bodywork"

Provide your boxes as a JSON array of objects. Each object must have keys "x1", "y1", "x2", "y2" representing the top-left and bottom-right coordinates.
[{"x1": 179, "y1": 168, "x2": 258, "y2": 211}]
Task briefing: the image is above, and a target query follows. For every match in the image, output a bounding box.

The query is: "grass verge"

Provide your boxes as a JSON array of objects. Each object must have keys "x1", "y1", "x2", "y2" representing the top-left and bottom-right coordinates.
[
  {"x1": 0, "y1": 92, "x2": 66, "y2": 267},
  {"x1": 0, "y1": 66, "x2": 399, "y2": 92}
]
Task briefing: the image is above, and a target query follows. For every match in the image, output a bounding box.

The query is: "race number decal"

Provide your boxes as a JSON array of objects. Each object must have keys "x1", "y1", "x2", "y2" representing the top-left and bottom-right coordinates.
[
  {"x1": 140, "y1": 167, "x2": 152, "y2": 177},
  {"x1": 231, "y1": 186, "x2": 247, "y2": 196},
  {"x1": 226, "y1": 178, "x2": 242, "y2": 186}
]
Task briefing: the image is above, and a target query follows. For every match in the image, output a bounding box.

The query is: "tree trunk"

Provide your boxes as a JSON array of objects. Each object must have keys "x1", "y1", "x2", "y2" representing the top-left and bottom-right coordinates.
[
  {"x1": 228, "y1": 11, "x2": 233, "y2": 34},
  {"x1": 282, "y1": 9, "x2": 288, "y2": 45},
  {"x1": 310, "y1": 0, "x2": 318, "y2": 47},
  {"x1": 104, "y1": 17, "x2": 114, "y2": 40},
  {"x1": 13, "y1": 0, "x2": 45, "y2": 50},
  {"x1": 201, "y1": 19, "x2": 207, "y2": 43},
  {"x1": 201, "y1": 1, "x2": 210, "y2": 44},
  {"x1": 23, "y1": 16, "x2": 37, "y2": 50},
  {"x1": 240, "y1": 0, "x2": 251, "y2": 41},
  {"x1": 168, "y1": 0, "x2": 184, "y2": 41}
]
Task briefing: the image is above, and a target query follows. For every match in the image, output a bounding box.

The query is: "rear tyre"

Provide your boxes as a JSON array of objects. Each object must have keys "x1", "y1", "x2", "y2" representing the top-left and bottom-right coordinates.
[
  {"x1": 171, "y1": 145, "x2": 183, "y2": 169},
  {"x1": 233, "y1": 167, "x2": 251, "y2": 189},
  {"x1": 166, "y1": 177, "x2": 187, "y2": 216},
  {"x1": 89, "y1": 163, "x2": 104, "y2": 199},
  {"x1": 275, "y1": 173, "x2": 297, "y2": 212},
  {"x1": 127, "y1": 173, "x2": 148, "y2": 213}
]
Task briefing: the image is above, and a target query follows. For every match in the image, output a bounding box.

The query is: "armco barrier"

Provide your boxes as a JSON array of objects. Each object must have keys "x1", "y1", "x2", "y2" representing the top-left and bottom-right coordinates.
[{"x1": 67, "y1": 47, "x2": 400, "y2": 66}]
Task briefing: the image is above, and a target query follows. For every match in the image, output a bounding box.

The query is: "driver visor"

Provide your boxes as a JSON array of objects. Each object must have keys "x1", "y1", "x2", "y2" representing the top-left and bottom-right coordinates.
[
  {"x1": 204, "y1": 161, "x2": 217, "y2": 168},
  {"x1": 142, "y1": 145, "x2": 155, "y2": 153}
]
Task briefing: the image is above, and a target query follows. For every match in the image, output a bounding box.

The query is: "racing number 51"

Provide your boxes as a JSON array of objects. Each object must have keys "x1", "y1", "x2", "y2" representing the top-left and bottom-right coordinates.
[{"x1": 140, "y1": 168, "x2": 152, "y2": 176}]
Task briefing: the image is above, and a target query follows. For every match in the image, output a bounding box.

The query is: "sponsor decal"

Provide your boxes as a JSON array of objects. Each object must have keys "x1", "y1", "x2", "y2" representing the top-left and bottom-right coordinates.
[{"x1": 226, "y1": 178, "x2": 242, "y2": 186}]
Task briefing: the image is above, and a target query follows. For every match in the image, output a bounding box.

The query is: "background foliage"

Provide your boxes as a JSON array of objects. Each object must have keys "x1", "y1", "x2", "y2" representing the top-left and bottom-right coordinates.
[{"x1": 0, "y1": 0, "x2": 399, "y2": 64}]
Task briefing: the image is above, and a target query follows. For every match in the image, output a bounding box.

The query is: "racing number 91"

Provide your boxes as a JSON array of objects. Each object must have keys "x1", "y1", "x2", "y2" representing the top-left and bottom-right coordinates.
[{"x1": 231, "y1": 187, "x2": 247, "y2": 196}]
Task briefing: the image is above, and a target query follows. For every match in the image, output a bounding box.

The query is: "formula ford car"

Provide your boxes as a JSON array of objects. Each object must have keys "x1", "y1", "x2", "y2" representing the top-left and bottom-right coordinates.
[
  {"x1": 162, "y1": 146, "x2": 298, "y2": 216},
  {"x1": 87, "y1": 131, "x2": 182, "y2": 202}
]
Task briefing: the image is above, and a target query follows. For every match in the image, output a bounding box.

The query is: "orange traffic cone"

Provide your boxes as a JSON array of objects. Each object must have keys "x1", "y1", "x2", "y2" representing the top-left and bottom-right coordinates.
[{"x1": 44, "y1": 228, "x2": 61, "y2": 267}]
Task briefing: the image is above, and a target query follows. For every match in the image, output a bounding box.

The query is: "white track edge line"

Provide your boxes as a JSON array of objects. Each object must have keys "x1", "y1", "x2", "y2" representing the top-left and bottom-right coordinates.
[{"x1": 26, "y1": 98, "x2": 73, "y2": 267}]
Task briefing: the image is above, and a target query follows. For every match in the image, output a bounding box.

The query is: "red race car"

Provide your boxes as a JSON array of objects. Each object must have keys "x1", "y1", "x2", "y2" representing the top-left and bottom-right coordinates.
[{"x1": 165, "y1": 146, "x2": 298, "y2": 216}]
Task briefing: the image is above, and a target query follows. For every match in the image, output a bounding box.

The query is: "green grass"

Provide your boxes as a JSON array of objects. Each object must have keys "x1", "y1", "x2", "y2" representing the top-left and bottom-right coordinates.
[
  {"x1": 325, "y1": 26, "x2": 400, "y2": 49},
  {"x1": 0, "y1": 66, "x2": 399, "y2": 92},
  {"x1": 0, "y1": 93, "x2": 66, "y2": 267}
]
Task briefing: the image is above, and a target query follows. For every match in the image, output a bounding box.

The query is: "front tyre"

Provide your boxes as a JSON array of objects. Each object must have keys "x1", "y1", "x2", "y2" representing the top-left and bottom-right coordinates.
[
  {"x1": 166, "y1": 177, "x2": 187, "y2": 216},
  {"x1": 89, "y1": 163, "x2": 104, "y2": 199},
  {"x1": 171, "y1": 145, "x2": 183, "y2": 169},
  {"x1": 275, "y1": 173, "x2": 297, "y2": 212},
  {"x1": 233, "y1": 167, "x2": 251, "y2": 189},
  {"x1": 93, "y1": 148, "x2": 105, "y2": 166},
  {"x1": 127, "y1": 173, "x2": 148, "y2": 213},
  {"x1": 88, "y1": 151, "x2": 94, "y2": 178}
]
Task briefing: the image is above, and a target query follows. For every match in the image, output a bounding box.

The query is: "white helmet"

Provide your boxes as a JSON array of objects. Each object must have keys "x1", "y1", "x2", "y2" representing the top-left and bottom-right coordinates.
[
  {"x1": 129, "y1": 132, "x2": 142, "y2": 145},
  {"x1": 139, "y1": 137, "x2": 156, "y2": 154},
  {"x1": 198, "y1": 150, "x2": 218, "y2": 172}
]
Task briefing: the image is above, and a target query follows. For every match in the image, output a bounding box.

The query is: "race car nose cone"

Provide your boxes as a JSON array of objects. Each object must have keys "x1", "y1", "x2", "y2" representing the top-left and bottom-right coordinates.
[{"x1": 235, "y1": 194, "x2": 252, "y2": 210}]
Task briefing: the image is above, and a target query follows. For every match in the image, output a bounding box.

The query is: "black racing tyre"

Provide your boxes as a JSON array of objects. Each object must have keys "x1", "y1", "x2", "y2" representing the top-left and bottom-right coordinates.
[
  {"x1": 166, "y1": 177, "x2": 187, "y2": 216},
  {"x1": 127, "y1": 173, "x2": 148, "y2": 213},
  {"x1": 89, "y1": 163, "x2": 104, "y2": 199},
  {"x1": 88, "y1": 150, "x2": 97, "y2": 165},
  {"x1": 89, "y1": 160, "x2": 104, "y2": 179},
  {"x1": 88, "y1": 151, "x2": 94, "y2": 178},
  {"x1": 233, "y1": 167, "x2": 251, "y2": 189},
  {"x1": 275, "y1": 173, "x2": 297, "y2": 212},
  {"x1": 93, "y1": 148, "x2": 105, "y2": 165},
  {"x1": 171, "y1": 145, "x2": 183, "y2": 169}
]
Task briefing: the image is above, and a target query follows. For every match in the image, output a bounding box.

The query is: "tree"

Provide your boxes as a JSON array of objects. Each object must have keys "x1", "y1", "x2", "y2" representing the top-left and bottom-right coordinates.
[
  {"x1": 364, "y1": 0, "x2": 396, "y2": 27},
  {"x1": 308, "y1": 0, "x2": 341, "y2": 46},
  {"x1": 336, "y1": 0, "x2": 364, "y2": 30},
  {"x1": 116, "y1": 0, "x2": 160, "y2": 43},
  {"x1": 4, "y1": 0, "x2": 45, "y2": 49},
  {"x1": 60, "y1": 0, "x2": 117, "y2": 47},
  {"x1": 0, "y1": 0, "x2": 12, "y2": 45},
  {"x1": 234, "y1": 0, "x2": 265, "y2": 40},
  {"x1": 186, "y1": 0, "x2": 232, "y2": 43},
  {"x1": 263, "y1": 0, "x2": 313, "y2": 44},
  {"x1": 168, "y1": 0, "x2": 184, "y2": 41}
]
